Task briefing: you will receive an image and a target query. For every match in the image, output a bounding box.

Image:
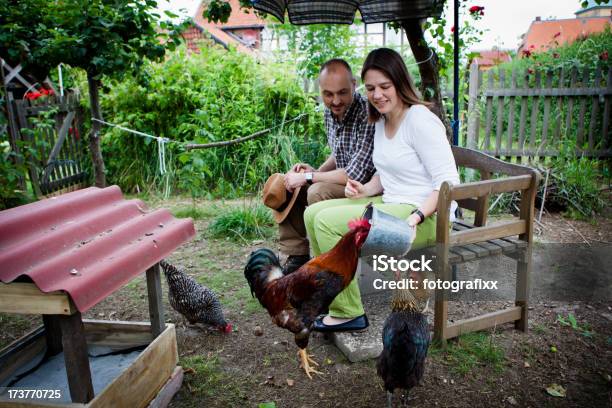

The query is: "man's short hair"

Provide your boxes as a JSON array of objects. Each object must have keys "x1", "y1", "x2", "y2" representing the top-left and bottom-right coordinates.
[{"x1": 319, "y1": 59, "x2": 353, "y2": 76}]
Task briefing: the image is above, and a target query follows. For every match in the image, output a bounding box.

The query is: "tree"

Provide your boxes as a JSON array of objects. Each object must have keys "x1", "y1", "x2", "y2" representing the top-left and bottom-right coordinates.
[{"x1": 0, "y1": 0, "x2": 185, "y2": 187}]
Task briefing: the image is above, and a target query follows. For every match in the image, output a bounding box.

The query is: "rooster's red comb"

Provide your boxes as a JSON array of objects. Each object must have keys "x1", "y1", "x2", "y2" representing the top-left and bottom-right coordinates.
[{"x1": 348, "y1": 218, "x2": 371, "y2": 231}]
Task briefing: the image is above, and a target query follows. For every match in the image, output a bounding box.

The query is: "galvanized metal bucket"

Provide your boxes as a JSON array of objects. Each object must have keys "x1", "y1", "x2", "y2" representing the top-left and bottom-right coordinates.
[{"x1": 360, "y1": 203, "x2": 415, "y2": 258}]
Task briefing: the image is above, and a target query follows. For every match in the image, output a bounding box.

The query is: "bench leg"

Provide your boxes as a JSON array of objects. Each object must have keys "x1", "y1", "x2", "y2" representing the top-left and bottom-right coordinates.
[
  {"x1": 146, "y1": 262, "x2": 165, "y2": 338},
  {"x1": 434, "y1": 299, "x2": 448, "y2": 347},
  {"x1": 514, "y1": 248, "x2": 532, "y2": 332}
]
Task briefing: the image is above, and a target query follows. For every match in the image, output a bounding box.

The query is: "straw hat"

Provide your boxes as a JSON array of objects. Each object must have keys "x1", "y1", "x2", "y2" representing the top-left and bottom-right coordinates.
[{"x1": 262, "y1": 173, "x2": 302, "y2": 223}]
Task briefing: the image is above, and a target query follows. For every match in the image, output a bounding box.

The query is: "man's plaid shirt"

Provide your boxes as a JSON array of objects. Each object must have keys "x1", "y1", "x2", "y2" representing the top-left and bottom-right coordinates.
[{"x1": 324, "y1": 93, "x2": 375, "y2": 184}]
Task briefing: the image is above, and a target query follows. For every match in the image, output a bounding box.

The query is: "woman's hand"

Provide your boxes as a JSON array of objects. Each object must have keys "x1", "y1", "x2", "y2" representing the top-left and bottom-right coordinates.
[
  {"x1": 345, "y1": 179, "x2": 367, "y2": 199},
  {"x1": 406, "y1": 213, "x2": 421, "y2": 228}
]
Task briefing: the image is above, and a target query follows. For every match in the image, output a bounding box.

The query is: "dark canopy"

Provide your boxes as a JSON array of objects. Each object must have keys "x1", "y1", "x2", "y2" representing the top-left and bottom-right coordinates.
[{"x1": 252, "y1": 0, "x2": 444, "y2": 25}]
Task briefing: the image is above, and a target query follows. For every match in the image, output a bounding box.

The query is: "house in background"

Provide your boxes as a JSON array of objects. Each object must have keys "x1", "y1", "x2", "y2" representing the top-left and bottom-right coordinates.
[
  {"x1": 470, "y1": 49, "x2": 512, "y2": 71},
  {"x1": 181, "y1": 0, "x2": 266, "y2": 55},
  {"x1": 518, "y1": 1, "x2": 611, "y2": 58}
]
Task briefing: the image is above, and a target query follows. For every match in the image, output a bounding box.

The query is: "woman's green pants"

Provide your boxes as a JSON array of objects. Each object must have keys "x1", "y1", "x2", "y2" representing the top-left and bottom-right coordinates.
[{"x1": 304, "y1": 196, "x2": 437, "y2": 319}]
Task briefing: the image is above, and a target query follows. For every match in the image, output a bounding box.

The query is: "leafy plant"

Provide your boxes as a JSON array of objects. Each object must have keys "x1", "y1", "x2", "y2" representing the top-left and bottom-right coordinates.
[
  {"x1": 208, "y1": 204, "x2": 274, "y2": 242},
  {"x1": 557, "y1": 313, "x2": 595, "y2": 337}
]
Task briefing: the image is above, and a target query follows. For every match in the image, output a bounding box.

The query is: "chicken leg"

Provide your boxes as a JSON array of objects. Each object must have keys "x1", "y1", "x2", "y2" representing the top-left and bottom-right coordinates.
[{"x1": 298, "y1": 348, "x2": 322, "y2": 379}]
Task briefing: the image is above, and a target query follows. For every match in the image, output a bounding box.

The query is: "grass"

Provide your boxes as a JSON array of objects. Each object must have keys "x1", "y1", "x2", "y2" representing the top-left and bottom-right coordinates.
[
  {"x1": 208, "y1": 204, "x2": 274, "y2": 243},
  {"x1": 431, "y1": 332, "x2": 507, "y2": 376},
  {"x1": 179, "y1": 355, "x2": 249, "y2": 407},
  {"x1": 172, "y1": 202, "x2": 226, "y2": 220}
]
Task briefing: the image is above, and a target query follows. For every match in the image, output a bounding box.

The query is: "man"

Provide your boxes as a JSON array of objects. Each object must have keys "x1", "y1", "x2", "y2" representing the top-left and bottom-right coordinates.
[{"x1": 277, "y1": 58, "x2": 375, "y2": 274}]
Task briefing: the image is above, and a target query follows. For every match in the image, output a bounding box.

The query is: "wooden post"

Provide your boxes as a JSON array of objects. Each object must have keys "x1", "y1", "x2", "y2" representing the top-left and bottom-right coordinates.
[
  {"x1": 466, "y1": 62, "x2": 480, "y2": 150},
  {"x1": 515, "y1": 170, "x2": 540, "y2": 332},
  {"x1": 146, "y1": 263, "x2": 165, "y2": 338},
  {"x1": 434, "y1": 182, "x2": 452, "y2": 347},
  {"x1": 42, "y1": 315, "x2": 63, "y2": 356},
  {"x1": 59, "y1": 311, "x2": 94, "y2": 403}
]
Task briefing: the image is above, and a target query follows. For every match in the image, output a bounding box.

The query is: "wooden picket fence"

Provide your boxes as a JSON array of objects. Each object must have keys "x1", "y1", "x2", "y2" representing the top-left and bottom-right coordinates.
[{"x1": 465, "y1": 63, "x2": 612, "y2": 161}]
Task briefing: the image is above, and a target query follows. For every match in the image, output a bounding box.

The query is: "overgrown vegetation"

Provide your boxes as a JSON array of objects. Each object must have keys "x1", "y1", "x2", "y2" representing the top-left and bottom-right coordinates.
[
  {"x1": 98, "y1": 45, "x2": 326, "y2": 197},
  {"x1": 208, "y1": 204, "x2": 274, "y2": 242}
]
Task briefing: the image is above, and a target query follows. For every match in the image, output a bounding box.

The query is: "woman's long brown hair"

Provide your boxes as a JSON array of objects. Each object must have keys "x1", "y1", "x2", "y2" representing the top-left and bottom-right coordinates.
[{"x1": 361, "y1": 48, "x2": 430, "y2": 123}]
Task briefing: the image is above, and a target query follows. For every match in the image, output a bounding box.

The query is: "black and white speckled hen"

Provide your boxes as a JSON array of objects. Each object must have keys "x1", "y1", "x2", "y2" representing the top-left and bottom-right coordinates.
[
  {"x1": 160, "y1": 259, "x2": 232, "y2": 333},
  {"x1": 377, "y1": 287, "x2": 430, "y2": 408}
]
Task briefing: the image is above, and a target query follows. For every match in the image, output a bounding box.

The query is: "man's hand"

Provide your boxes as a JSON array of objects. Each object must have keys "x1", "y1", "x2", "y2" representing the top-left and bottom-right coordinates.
[
  {"x1": 345, "y1": 179, "x2": 367, "y2": 199},
  {"x1": 284, "y1": 172, "x2": 307, "y2": 192},
  {"x1": 291, "y1": 163, "x2": 315, "y2": 173}
]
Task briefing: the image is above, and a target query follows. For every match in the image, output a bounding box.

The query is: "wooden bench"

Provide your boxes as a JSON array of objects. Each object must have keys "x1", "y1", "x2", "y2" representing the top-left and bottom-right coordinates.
[{"x1": 433, "y1": 146, "x2": 541, "y2": 346}]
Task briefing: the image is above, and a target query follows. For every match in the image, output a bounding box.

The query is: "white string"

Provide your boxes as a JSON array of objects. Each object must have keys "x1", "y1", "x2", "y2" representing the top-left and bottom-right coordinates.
[
  {"x1": 92, "y1": 118, "x2": 170, "y2": 175},
  {"x1": 405, "y1": 48, "x2": 435, "y2": 67}
]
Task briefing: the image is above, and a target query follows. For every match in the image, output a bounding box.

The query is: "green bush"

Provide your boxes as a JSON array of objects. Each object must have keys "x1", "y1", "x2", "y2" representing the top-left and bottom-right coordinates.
[{"x1": 98, "y1": 45, "x2": 326, "y2": 197}]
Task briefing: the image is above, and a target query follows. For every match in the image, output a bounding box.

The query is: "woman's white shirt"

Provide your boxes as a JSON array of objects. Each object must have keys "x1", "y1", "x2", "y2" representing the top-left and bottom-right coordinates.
[{"x1": 372, "y1": 104, "x2": 460, "y2": 207}]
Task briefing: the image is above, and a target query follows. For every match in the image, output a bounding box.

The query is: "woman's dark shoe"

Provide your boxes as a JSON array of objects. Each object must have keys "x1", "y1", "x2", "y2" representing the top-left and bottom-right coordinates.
[
  {"x1": 282, "y1": 254, "x2": 311, "y2": 275},
  {"x1": 312, "y1": 314, "x2": 369, "y2": 332}
]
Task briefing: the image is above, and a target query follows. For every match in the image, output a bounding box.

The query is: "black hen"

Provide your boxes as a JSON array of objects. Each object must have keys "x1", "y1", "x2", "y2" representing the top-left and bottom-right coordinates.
[
  {"x1": 160, "y1": 260, "x2": 231, "y2": 333},
  {"x1": 377, "y1": 288, "x2": 430, "y2": 407}
]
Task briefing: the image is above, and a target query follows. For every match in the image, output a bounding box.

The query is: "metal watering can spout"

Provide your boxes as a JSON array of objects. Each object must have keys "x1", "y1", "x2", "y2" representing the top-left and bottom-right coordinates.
[{"x1": 360, "y1": 203, "x2": 415, "y2": 258}]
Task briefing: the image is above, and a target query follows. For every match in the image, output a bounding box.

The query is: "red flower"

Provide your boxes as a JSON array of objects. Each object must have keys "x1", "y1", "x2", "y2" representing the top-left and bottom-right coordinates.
[
  {"x1": 553, "y1": 52, "x2": 560, "y2": 58},
  {"x1": 469, "y1": 6, "x2": 485, "y2": 15},
  {"x1": 529, "y1": 45, "x2": 535, "y2": 49},
  {"x1": 451, "y1": 26, "x2": 455, "y2": 33},
  {"x1": 528, "y1": 68, "x2": 534, "y2": 74},
  {"x1": 25, "y1": 92, "x2": 42, "y2": 100},
  {"x1": 553, "y1": 32, "x2": 561, "y2": 38},
  {"x1": 600, "y1": 51, "x2": 609, "y2": 61},
  {"x1": 522, "y1": 49, "x2": 532, "y2": 58}
]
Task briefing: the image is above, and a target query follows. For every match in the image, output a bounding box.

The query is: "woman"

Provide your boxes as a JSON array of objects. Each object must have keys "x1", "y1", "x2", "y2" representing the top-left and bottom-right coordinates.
[{"x1": 305, "y1": 48, "x2": 460, "y2": 332}]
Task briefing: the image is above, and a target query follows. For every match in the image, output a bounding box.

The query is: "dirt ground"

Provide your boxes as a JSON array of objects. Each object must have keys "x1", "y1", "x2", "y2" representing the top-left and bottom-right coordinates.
[{"x1": 1, "y1": 197, "x2": 611, "y2": 408}]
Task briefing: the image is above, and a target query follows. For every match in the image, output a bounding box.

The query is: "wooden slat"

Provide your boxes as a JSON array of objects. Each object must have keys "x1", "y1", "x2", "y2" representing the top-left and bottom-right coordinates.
[
  {"x1": 507, "y1": 68, "x2": 517, "y2": 158},
  {"x1": 483, "y1": 148, "x2": 611, "y2": 158},
  {"x1": 474, "y1": 170, "x2": 490, "y2": 227},
  {"x1": 444, "y1": 307, "x2": 522, "y2": 339},
  {"x1": 450, "y1": 175, "x2": 532, "y2": 200},
  {"x1": 518, "y1": 70, "x2": 529, "y2": 153},
  {"x1": 83, "y1": 320, "x2": 154, "y2": 349},
  {"x1": 0, "y1": 282, "x2": 75, "y2": 315},
  {"x1": 456, "y1": 198, "x2": 479, "y2": 212},
  {"x1": 565, "y1": 67, "x2": 578, "y2": 143},
  {"x1": 540, "y1": 70, "x2": 553, "y2": 156},
  {"x1": 577, "y1": 67, "x2": 590, "y2": 146},
  {"x1": 484, "y1": 72, "x2": 494, "y2": 151},
  {"x1": 449, "y1": 246, "x2": 477, "y2": 262},
  {"x1": 0, "y1": 326, "x2": 46, "y2": 386},
  {"x1": 552, "y1": 67, "x2": 565, "y2": 147},
  {"x1": 147, "y1": 366, "x2": 184, "y2": 408},
  {"x1": 588, "y1": 67, "x2": 602, "y2": 151},
  {"x1": 529, "y1": 70, "x2": 541, "y2": 153},
  {"x1": 495, "y1": 68, "x2": 505, "y2": 155},
  {"x1": 449, "y1": 220, "x2": 527, "y2": 246},
  {"x1": 89, "y1": 324, "x2": 178, "y2": 408},
  {"x1": 603, "y1": 67, "x2": 612, "y2": 148}
]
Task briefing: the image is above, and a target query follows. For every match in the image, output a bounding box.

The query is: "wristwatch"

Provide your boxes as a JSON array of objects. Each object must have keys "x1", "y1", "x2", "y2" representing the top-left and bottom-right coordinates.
[
  {"x1": 411, "y1": 208, "x2": 425, "y2": 225},
  {"x1": 305, "y1": 172, "x2": 314, "y2": 185}
]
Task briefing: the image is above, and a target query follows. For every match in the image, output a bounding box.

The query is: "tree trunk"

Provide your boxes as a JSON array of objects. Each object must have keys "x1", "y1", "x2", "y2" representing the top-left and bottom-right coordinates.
[
  {"x1": 401, "y1": 19, "x2": 453, "y2": 142},
  {"x1": 87, "y1": 72, "x2": 106, "y2": 187}
]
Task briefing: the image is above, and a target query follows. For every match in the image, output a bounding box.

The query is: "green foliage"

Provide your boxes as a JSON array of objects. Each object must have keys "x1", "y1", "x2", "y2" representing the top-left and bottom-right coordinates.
[
  {"x1": 0, "y1": 0, "x2": 186, "y2": 81},
  {"x1": 549, "y1": 143, "x2": 606, "y2": 219},
  {"x1": 505, "y1": 27, "x2": 611, "y2": 73},
  {"x1": 557, "y1": 313, "x2": 595, "y2": 337},
  {"x1": 271, "y1": 23, "x2": 360, "y2": 79},
  {"x1": 208, "y1": 204, "x2": 274, "y2": 242},
  {"x1": 100, "y1": 45, "x2": 325, "y2": 196}
]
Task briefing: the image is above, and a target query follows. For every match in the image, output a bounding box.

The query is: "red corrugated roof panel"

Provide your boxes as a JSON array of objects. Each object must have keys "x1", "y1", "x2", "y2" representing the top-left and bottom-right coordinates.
[{"x1": 0, "y1": 186, "x2": 195, "y2": 312}]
